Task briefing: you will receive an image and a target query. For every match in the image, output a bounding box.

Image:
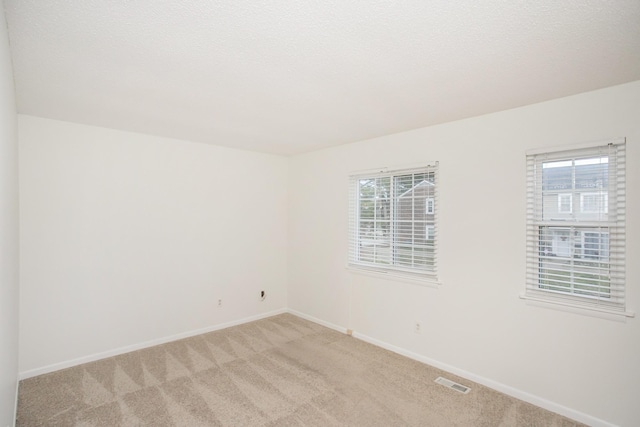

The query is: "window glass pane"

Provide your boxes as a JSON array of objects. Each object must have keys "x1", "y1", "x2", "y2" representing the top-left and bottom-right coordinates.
[
  {"x1": 377, "y1": 196, "x2": 391, "y2": 222},
  {"x1": 426, "y1": 225, "x2": 434, "y2": 241},
  {"x1": 394, "y1": 174, "x2": 414, "y2": 193},
  {"x1": 537, "y1": 225, "x2": 611, "y2": 298},
  {"x1": 359, "y1": 200, "x2": 374, "y2": 219},
  {"x1": 426, "y1": 198, "x2": 434, "y2": 214},
  {"x1": 539, "y1": 227, "x2": 572, "y2": 258},
  {"x1": 541, "y1": 156, "x2": 609, "y2": 221},
  {"x1": 359, "y1": 179, "x2": 376, "y2": 199},
  {"x1": 558, "y1": 194, "x2": 572, "y2": 213},
  {"x1": 582, "y1": 231, "x2": 609, "y2": 260},
  {"x1": 580, "y1": 192, "x2": 608, "y2": 214},
  {"x1": 575, "y1": 157, "x2": 607, "y2": 189},
  {"x1": 359, "y1": 221, "x2": 374, "y2": 239},
  {"x1": 542, "y1": 161, "x2": 572, "y2": 220},
  {"x1": 395, "y1": 221, "x2": 413, "y2": 245},
  {"x1": 542, "y1": 160, "x2": 572, "y2": 191}
]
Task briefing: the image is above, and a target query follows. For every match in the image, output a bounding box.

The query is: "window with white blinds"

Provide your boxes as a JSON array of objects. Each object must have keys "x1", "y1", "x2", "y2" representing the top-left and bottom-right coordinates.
[
  {"x1": 348, "y1": 164, "x2": 438, "y2": 282},
  {"x1": 525, "y1": 139, "x2": 629, "y2": 315}
]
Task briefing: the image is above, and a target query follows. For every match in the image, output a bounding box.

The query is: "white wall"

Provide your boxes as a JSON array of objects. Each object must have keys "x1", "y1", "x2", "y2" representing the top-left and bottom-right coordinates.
[
  {"x1": 0, "y1": 3, "x2": 19, "y2": 425},
  {"x1": 288, "y1": 81, "x2": 640, "y2": 426},
  {"x1": 19, "y1": 116, "x2": 288, "y2": 374}
]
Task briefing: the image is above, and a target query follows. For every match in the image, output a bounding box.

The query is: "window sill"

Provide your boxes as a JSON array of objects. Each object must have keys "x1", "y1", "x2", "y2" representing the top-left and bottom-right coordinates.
[
  {"x1": 346, "y1": 264, "x2": 440, "y2": 288},
  {"x1": 519, "y1": 293, "x2": 635, "y2": 320}
]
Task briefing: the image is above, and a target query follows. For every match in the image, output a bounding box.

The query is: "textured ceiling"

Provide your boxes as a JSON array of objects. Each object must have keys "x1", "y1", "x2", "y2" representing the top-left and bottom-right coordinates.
[{"x1": 4, "y1": 1, "x2": 640, "y2": 155}]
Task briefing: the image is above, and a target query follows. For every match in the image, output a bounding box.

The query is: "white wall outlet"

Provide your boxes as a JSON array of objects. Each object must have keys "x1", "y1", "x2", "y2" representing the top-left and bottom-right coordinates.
[
  {"x1": 414, "y1": 321, "x2": 421, "y2": 334},
  {"x1": 218, "y1": 299, "x2": 222, "y2": 307}
]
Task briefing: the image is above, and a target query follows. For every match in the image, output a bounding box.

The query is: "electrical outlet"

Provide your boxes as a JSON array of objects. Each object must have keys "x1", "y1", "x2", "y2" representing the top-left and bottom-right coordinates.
[
  {"x1": 414, "y1": 322, "x2": 421, "y2": 334},
  {"x1": 218, "y1": 299, "x2": 222, "y2": 307}
]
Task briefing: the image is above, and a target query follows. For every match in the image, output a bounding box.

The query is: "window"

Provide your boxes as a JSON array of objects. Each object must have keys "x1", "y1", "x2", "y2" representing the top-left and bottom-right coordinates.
[
  {"x1": 349, "y1": 164, "x2": 438, "y2": 281},
  {"x1": 426, "y1": 225, "x2": 435, "y2": 240},
  {"x1": 426, "y1": 197, "x2": 435, "y2": 214},
  {"x1": 580, "y1": 192, "x2": 608, "y2": 213},
  {"x1": 525, "y1": 139, "x2": 629, "y2": 315},
  {"x1": 581, "y1": 231, "x2": 609, "y2": 259},
  {"x1": 557, "y1": 193, "x2": 572, "y2": 213}
]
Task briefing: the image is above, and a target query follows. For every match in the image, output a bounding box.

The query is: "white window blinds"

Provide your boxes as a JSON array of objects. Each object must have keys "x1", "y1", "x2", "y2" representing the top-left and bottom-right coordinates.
[
  {"x1": 525, "y1": 139, "x2": 628, "y2": 315},
  {"x1": 348, "y1": 164, "x2": 438, "y2": 281}
]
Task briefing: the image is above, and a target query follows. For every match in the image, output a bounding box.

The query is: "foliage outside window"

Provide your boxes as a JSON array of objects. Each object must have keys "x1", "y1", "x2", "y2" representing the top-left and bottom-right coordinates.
[
  {"x1": 348, "y1": 165, "x2": 438, "y2": 281},
  {"x1": 525, "y1": 140, "x2": 629, "y2": 315}
]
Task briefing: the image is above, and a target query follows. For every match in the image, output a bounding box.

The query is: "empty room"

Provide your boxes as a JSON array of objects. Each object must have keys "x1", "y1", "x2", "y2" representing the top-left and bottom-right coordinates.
[{"x1": 1, "y1": 1, "x2": 639, "y2": 426}]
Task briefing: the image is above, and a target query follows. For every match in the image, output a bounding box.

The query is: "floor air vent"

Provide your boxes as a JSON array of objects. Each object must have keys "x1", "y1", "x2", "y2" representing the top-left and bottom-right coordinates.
[{"x1": 434, "y1": 376, "x2": 471, "y2": 394}]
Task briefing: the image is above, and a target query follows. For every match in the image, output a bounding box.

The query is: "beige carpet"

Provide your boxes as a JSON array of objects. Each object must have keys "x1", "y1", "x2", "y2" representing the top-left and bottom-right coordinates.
[{"x1": 17, "y1": 313, "x2": 584, "y2": 426}]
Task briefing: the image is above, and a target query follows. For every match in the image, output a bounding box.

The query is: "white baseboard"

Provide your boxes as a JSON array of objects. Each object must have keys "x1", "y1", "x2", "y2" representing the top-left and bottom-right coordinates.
[
  {"x1": 18, "y1": 308, "x2": 287, "y2": 380},
  {"x1": 12, "y1": 375, "x2": 18, "y2": 427},
  {"x1": 286, "y1": 309, "x2": 348, "y2": 334},
  {"x1": 350, "y1": 331, "x2": 613, "y2": 427}
]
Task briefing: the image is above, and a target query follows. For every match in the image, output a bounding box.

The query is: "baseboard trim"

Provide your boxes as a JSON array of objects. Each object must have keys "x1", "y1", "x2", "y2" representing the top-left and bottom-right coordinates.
[
  {"x1": 12, "y1": 374, "x2": 18, "y2": 427},
  {"x1": 286, "y1": 309, "x2": 348, "y2": 334},
  {"x1": 18, "y1": 308, "x2": 288, "y2": 380},
  {"x1": 351, "y1": 330, "x2": 613, "y2": 427}
]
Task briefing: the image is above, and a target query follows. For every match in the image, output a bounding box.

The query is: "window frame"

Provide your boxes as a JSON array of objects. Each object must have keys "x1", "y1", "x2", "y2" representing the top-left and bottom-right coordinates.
[
  {"x1": 426, "y1": 224, "x2": 435, "y2": 241},
  {"x1": 557, "y1": 193, "x2": 573, "y2": 214},
  {"x1": 348, "y1": 164, "x2": 438, "y2": 284},
  {"x1": 426, "y1": 197, "x2": 435, "y2": 214},
  {"x1": 524, "y1": 139, "x2": 632, "y2": 317},
  {"x1": 580, "y1": 192, "x2": 608, "y2": 214}
]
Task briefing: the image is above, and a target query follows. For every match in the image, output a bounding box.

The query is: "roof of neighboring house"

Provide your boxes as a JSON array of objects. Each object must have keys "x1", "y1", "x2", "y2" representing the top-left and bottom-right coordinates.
[
  {"x1": 542, "y1": 163, "x2": 607, "y2": 191},
  {"x1": 399, "y1": 180, "x2": 434, "y2": 198}
]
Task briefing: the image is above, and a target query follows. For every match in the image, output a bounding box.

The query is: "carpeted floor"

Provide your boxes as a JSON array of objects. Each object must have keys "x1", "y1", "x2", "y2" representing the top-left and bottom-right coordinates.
[{"x1": 17, "y1": 313, "x2": 584, "y2": 426}]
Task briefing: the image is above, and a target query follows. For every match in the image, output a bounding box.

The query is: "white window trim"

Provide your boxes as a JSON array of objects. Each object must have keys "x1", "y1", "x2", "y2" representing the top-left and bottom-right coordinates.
[
  {"x1": 581, "y1": 230, "x2": 609, "y2": 259},
  {"x1": 557, "y1": 193, "x2": 572, "y2": 214},
  {"x1": 426, "y1": 197, "x2": 435, "y2": 214},
  {"x1": 346, "y1": 264, "x2": 441, "y2": 287},
  {"x1": 524, "y1": 138, "x2": 633, "y2": 318},
  {"x1": 580, "y1": 192, "x2": 608, "y2": 214},
  {"x1": 426, "y1": 224, "x2": 435, "y2": 240},
  {"x1": 348, "y1": 163, "x2": 439, "y2": 285}
]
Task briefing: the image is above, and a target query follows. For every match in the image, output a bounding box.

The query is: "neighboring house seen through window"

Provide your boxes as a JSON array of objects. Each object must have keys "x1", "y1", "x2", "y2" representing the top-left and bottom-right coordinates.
[
  {"x1": 557, "y1": 193, "x2": 572, "y2": 213},
  {"x1": 525, "y1": 139, "x2": 629, "y2": 316},
  {"x1": 349, "y1": 164, "x2": 438, "y2": 282},
  {"x1": 426, "y1": 197, "x2": 435, "y2": 214},
  {"x1": 580, "y1": 192, "x2": 608, "y2": 213}
]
